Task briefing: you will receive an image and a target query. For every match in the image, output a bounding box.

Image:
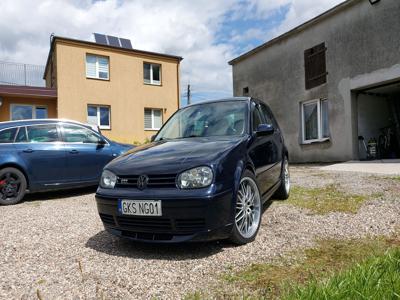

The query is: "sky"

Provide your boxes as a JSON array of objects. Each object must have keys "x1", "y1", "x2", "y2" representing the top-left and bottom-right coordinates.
[{"x1": 0, "y1": 0, "x2": 343, "y2": 105}]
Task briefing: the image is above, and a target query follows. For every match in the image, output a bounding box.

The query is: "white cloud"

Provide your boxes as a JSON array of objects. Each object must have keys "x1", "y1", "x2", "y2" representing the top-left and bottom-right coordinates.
[
  {"x1": 267, "y1": 0, "x2": 344, "y2": 37},
  {"x1": 0, "y1": 0, "x2": 345, "y2": 99}
]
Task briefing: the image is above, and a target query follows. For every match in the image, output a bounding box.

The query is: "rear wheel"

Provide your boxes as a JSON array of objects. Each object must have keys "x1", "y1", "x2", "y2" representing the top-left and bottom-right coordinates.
[
  {"x1": 0, "y1": 168, "x2": 27, "y2": 205},
  {"x1": 229, "y1": 170, "x2": 262, "y2": 245},
  {"x1": 273, "y1": 156, "x2": 290, "y2": 200}
]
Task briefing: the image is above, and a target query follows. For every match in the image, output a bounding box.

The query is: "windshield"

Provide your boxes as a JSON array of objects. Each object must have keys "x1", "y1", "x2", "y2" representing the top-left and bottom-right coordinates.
[{"x1": 155, "y1": 101, "x2": 248, "y2": 141}]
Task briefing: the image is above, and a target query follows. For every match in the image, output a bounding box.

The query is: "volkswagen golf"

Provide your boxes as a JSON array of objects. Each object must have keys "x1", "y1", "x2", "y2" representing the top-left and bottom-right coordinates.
[{"x1": 96, "y1": 97, "x2": 290, "y2": 244}]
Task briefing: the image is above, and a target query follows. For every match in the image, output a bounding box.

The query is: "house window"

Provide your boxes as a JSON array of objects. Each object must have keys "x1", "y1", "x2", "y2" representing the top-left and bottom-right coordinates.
[
  {"x1": 243, "y1": 87, "x2": 249, "y2": 96},
  {"x1": 87, "y1": 105, "x2": 111, "y2": 129},
  {"x1": 304, "y1": 43, "x2": 327, "y2": 90},
  {"x1": 10, "y1": 104, "x2": 48, "y2": 120},
  {"x1": 86, "y1": 54, "x2": 109, "y2": 80},
  {"x1": 144, "y1": 108, "x2": 163, "y2": 130},
  {"x1": 143, "y1": 63, "x2": 161, "y2": 85},
  {"x1": 301, "y1": 99, "x2": 329, "y2": 143}
]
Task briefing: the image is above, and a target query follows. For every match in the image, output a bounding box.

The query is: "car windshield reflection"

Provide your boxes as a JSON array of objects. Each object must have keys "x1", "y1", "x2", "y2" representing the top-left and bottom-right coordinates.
[{"x1": 155, "y1": 101, "x2": 248, "y2": 141}]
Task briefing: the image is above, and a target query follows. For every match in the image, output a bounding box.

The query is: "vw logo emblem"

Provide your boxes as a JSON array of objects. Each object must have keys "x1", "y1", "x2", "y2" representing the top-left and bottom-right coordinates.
[{"x1": 137, "y1": 175, "x2": 149, "y2": 190}]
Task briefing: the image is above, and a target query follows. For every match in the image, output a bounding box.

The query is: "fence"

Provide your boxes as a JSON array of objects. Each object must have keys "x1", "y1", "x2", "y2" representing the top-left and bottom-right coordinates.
[{"x1": 0, "y1": 61, "x2": 46, "y2": 87}]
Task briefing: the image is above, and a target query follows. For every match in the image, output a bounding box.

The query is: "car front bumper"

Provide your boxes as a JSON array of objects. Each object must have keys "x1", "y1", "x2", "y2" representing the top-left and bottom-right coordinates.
[{"x1": 95, "y1": 188, "x2": 235, "y2": 243}]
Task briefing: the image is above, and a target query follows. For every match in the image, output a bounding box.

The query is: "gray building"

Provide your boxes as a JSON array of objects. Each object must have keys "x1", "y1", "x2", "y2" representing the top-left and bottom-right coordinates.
[{"x1": 229, "y1": 0, "x2": 400, "y2": 162}]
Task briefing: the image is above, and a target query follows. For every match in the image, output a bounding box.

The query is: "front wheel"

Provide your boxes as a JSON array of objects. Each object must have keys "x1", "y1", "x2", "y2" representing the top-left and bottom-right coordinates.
[
  {"x1": 0, "y1": 167, "x2": 27, "y2": 205},
  {"x1": 273, "y1": 156, "x2": 290, "y2": 200},
  {"x1": 229, "y1": 170, "x2": 262, "y2": 245}
]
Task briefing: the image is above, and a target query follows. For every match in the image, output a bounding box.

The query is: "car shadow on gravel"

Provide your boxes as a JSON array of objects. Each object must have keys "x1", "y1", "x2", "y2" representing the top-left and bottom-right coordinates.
[
  {"x1": 24, "y1": 186, "x2": 97, "y2": 202},
  {"x1": 85, "y1": 230, "x2": 235, "y2": 260}
]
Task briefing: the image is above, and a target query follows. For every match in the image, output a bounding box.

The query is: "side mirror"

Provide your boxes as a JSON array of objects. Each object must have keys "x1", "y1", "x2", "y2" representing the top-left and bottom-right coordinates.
[
  {"x1": 97, "y1": 138, "x2": 107, "y2": 146},
  {"x1": 256, "y1": 124, "x2": 274, "y2": 136},
  {"x1": 150, "y1": 135, "x2": 156, "y2": 142}
]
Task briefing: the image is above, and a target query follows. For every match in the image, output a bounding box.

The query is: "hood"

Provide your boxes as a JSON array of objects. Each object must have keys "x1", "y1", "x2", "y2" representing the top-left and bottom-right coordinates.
[
  {"x1": 107, "y1": 136, "x2": 246, "y2": 175},
  {"x1": 108, "y1": 140, "x2": 135, "y2": 155}
]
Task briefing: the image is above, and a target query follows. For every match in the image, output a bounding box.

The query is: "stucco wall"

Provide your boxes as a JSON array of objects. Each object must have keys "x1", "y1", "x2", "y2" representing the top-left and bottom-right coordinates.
[
  {"x1": 0, "y1": 96, "x2": 57, "y2": 121},
  {"x1": 232, "y1": 0, "x2": 400, "y2": 162},
  {"x1": 54, "y1": 40, "x2": 180, "y2": 143}
]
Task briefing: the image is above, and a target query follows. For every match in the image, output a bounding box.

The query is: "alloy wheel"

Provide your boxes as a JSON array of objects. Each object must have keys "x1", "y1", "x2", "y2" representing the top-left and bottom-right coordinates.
[
  {"x1": 284, "y1": 158, "x2": 290, "y2": 193},
  {"x1": 235, "y1": 177, "x2": 261, "y2": 239},
  {"x1": 0, "y1": 172, "x2": 22, "y2": 201}
]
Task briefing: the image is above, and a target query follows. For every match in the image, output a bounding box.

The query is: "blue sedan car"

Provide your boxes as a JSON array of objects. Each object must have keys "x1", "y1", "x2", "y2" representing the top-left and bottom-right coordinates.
[
  {"x1": 0, "y1": 119, "x2": 132, "y2": 205},
  {"x1": 96, "y1": 97, "x2": 290, "y2": 244}
]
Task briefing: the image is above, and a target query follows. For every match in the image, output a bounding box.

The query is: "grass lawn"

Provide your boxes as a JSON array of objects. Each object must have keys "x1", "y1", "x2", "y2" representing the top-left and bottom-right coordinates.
[
  {"x1": 283, "y1": 184, "x2": 370, "y2": 214},
  {"x1": 386, "y1": 176, "x2": 400, "y2": 181},
  {"x1": 284, "y1": 247, "x2": 400, "y2": 300},
  {"x1": 185, "y1": 235, "x2": 400, "y2": 299}
]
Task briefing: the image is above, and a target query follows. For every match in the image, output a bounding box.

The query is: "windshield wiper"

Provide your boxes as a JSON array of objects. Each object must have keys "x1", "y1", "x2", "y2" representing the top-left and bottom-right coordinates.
[{"x1": 181, "y1": 135, "x2": 201, "y2": 139}]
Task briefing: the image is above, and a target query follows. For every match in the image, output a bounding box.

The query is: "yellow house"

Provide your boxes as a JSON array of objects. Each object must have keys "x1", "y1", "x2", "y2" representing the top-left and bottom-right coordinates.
[
  {"x1": 45, "y1": 35, "x2": 182, "y2": 143},
  {"x1": 0, "y1": 35, "x2": 182, "y2": 143}
]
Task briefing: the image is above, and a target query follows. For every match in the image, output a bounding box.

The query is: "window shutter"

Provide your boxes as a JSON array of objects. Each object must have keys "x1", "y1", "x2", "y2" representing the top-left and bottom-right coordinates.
[
  {"x1": 153, "y1": 109, "x2": 162, "y2": 128},
  {"x1": 86, "y1": 55, "x2": 97, "y2": 78},
  {"x1": 144, "y1": 109, "x2": 152, "y2": 129},
  {"x1": 304, "y1": 43, "x2": 327, "y2": 89},
  {"x1": 98, "y1": 57, "x2": 109, "y2": 79}
]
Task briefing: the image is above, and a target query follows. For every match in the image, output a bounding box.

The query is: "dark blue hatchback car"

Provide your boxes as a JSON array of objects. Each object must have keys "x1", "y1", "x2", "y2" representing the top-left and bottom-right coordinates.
[
  {"x1": 96, "y1": 97, "x2": 290, "y2": 244},
  {"x1": 0, "y1": 119, "x2": 132, "y2": 205}
]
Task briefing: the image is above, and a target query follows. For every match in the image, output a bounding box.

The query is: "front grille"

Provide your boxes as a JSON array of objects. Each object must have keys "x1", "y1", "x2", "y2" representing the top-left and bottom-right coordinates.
[
  {"x1": 112, "y1": 216, "x2": 206, "y2": 235},
  {"x1": 116, "y1": 216, "x2": 173, "y2": 231},
  {"x1": 116, "y1": 174, "x2": 177, "y2": 189},
  {"x1": 175, "y1": 219, "x2": 206, "y2": 232},
  {"x1": 122, "y1": 231, "x2": 174, "y2": 241},
  {"x1": 99, "y1": 213, "x2": 116, "y2": 226}
]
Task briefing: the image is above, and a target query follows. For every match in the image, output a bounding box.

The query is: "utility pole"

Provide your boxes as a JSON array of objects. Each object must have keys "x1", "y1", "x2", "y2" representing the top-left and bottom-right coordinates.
[{"x1": 187, "y1": 84, "x2": 191, "y2": 105}]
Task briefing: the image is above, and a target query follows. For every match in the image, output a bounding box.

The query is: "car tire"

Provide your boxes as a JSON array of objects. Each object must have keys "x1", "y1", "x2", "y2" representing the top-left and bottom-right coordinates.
[
  {"x1": 0, "y1": 167, "x2": 27, "y2": 205},
  {"x1": 229, "y1": 170, "x2": 262, "y2": 245},
  {"x1": 273, "y1": 156, "x2": 290, "y2": 200}
]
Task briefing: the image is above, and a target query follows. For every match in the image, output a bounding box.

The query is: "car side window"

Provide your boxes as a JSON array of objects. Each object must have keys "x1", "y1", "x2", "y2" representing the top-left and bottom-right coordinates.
[
  {"x1": 0, "y1": 128, "x2": 17, "y2": 143},
  {"x1": 27, "y1": 125, "x2": 60, "y2": 143},
  {"x1": 252, "y1": 104, "x2": 263, "y2": 132},
  {"x1": 259, "y1": 103, "x2": 274, "y2": 126},
  {"x1": 63, "y1": 124, "x2": 102, "y2": 144},
  {"x1": 15, "y1": 127, "x2": 28, "y2": 143}
]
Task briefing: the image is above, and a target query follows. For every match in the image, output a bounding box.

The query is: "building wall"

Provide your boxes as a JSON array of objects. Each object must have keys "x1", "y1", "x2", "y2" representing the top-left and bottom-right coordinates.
[
  {"x1": 54, "y1": 40, "x2": 180, "y2": 143},
  {"x1": 232, "y1": 0, "x2": 400, "y2": 162},
  {"x1": 45, "y1": 48, "x2": 57, "y2": 88},
  {"x1": 0, "y1": 96, "x2": 57, "y2": 121}
]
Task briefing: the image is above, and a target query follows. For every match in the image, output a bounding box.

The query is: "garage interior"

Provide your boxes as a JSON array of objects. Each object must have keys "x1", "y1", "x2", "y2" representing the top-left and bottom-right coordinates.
[{"x1": 356, "y1": 80, "x2": 400, "y2": 160}]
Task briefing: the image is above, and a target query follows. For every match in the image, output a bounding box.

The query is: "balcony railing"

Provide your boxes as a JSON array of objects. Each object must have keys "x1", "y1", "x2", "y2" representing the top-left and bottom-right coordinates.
[{"x1": 0, "y1": 61, "x2": 46, "y2": 87}]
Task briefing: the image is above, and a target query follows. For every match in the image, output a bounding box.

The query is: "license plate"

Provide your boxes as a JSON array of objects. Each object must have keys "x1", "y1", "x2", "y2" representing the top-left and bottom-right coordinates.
[{"x1": 118, "y1": 200, "x2": 162, "y2": 216}]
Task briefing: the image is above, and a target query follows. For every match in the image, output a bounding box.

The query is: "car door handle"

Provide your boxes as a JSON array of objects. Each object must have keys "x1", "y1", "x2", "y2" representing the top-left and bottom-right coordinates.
[
  {"x1": 23, "y1": 148, "x2": 34, "y2": 153},
  {"x1": 69, "y1": 150, "x2": 79, "y2": 154}
]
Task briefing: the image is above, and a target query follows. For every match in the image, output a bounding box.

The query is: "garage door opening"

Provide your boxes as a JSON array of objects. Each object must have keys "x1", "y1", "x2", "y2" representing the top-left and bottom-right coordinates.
[{"x1": 356, "y1": 80, "x2": 400, "y2": 160}]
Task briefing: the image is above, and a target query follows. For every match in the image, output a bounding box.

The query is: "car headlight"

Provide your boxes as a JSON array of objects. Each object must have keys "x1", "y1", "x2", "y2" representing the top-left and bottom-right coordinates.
[
  {"x1": 100, "y1": 170, "x2": 117, "y2": 189},
  {"x1": 178, "y1": 166, "x2": 213, "y2": 189}
]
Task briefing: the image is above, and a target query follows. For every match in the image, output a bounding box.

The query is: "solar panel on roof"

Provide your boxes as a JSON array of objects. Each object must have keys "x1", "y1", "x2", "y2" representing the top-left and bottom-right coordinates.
[
  {"x1": 119, "y1": 38, "x2": 133, "y2": 49},
  {"x1": 107, "y1": 35, "x2": 120, "y2": 47},
  {"x1": 94, "y1": 33, "x2": 108, "y2": 45}
]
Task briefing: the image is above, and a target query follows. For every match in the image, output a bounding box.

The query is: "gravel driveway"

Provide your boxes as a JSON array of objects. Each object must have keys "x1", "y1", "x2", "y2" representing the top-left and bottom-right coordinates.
[{"x1": 0, "y1": 165, "x2": 399, "y2": 299}]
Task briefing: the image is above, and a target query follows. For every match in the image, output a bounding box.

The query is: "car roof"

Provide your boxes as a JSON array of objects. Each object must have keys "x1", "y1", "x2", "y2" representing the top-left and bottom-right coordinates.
[
  {"x1": 0, "y1": 119, "x2": 93, "y2": 131},
  {"x1": 183, "y1": 97, "x2": 251, "y2": 108}
]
